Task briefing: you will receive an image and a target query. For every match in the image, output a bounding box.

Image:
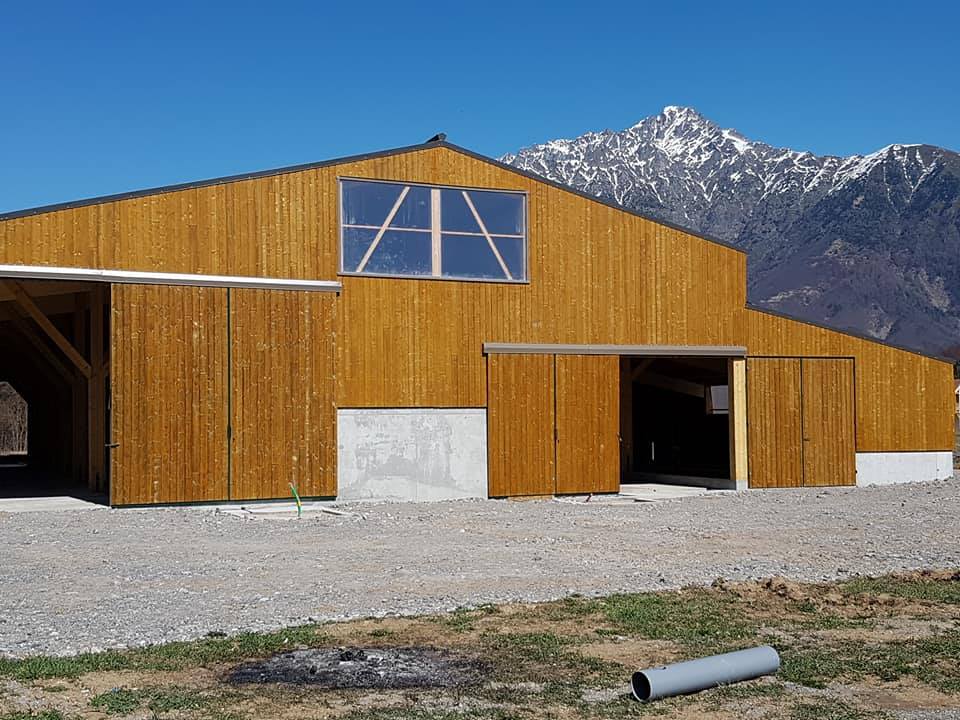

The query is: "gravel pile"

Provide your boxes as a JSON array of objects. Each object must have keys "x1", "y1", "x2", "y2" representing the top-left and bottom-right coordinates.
[{"x1": 1, "y1": 477, "x2": 957, "y2": 658}]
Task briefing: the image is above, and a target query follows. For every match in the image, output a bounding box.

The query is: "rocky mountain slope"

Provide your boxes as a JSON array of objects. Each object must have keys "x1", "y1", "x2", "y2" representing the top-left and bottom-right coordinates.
[{"x1": 502, "y1": 107, "x2": 960, "y2": 357}]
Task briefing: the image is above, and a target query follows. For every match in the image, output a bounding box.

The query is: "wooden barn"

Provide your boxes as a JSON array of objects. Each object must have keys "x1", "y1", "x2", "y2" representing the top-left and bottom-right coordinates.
[{"x1": 0, "y1": 138, "x2": 954, "y2": 505}]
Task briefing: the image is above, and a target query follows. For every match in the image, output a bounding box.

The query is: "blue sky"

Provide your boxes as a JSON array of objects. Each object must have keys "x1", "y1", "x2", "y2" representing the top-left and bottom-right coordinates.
[{"x1": 2, "y1": 1, "x2": 958, "y2": 213}]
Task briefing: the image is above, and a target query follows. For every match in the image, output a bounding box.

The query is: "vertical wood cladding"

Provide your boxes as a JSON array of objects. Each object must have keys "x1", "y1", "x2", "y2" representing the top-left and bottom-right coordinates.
[
  {"x1": 801, "y1": 358, "x2": 856, "y2": 487},
  {"x1": 555, "y1": 355, "x2": 620, "y2": 494},
  {"x1": 747, "y1": 358, "x2": 804, "y2": 489},
  {"x1": 229, "y1": 289, "x2": 337, "y2": 500},
  {"x1": 487, "y1": 354, "x2": 555, "y2": 497},
  {"x1": 111, "y1": 284, "x2": 228, "y2": 505},
  {"x1": 746, "y1": 309, "x2": 953, "y2": 452},
  {"x1": 3, "y1": 142, "x2": 953, "y2": 488}
]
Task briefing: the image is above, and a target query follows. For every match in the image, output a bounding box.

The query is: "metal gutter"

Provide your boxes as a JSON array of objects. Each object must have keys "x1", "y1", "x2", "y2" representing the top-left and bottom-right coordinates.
[
  {"x1": 483, "y1": 343, "x2": 747, "y2": 357},
  {"x1": 0, "y1": 264, "x2": 342, "y2": 292}
]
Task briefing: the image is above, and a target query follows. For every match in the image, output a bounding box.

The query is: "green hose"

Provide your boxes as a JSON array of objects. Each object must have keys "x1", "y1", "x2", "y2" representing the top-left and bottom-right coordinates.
[{"x1": 289, "y1": 482, "x2": 302, "y2": 519}]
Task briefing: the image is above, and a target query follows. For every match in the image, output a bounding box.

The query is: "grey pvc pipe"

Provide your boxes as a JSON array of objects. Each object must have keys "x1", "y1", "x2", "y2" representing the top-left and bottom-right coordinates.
[{"x1": 631, "y1": 645, "x2": 780, "y2": 702}]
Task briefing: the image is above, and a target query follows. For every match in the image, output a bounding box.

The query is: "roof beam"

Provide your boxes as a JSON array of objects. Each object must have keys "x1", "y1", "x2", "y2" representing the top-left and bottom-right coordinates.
[
  {"x1": 0, "y1": 305, "x2": 75, "y2": 384},
  {"x1": 2, "y1": 280, "x2": 92, "y2": 378}
]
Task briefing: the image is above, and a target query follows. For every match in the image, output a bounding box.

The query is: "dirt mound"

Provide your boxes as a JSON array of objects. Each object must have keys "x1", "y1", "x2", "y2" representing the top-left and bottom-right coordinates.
[{"x1": 228, "y1": 647, "x2": 486, "y2": 689}]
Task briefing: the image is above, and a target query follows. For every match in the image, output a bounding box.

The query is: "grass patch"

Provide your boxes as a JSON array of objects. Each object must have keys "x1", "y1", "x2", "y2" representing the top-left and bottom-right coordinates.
[
  {"x1": 433, "y1": 604, "x2": 500, "y2": 633},
  {"x1": 843, "y1": 575, "x2": 960, "y2": 605},
  {"x1": 89, "y1": 688, "x2": 140, "y2": 714},
  {"x1": 90, "y1": 686, "x2": 219, "y2": 716},
  {"x1": 0, "y1": 713, "x2": 74, "y2": 720},
  {"x1": 598, "y1": 590, "x2": 753, "y2": 649},
  {"x1": 781, "y1": 630, "x2": 960, "y2": 693},
  {"x1": 0, "y1": 625, "x2": 329, "y2": 681}
]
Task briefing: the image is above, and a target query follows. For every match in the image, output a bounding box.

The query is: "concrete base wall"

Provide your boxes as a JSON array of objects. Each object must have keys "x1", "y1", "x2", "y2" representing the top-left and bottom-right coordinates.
[
  {"x1": 337, "y1": 409, "x2": 488, "y2": 502},
  {"x1": 855, "y1": 451, "x2": 954, "y2": 487}
]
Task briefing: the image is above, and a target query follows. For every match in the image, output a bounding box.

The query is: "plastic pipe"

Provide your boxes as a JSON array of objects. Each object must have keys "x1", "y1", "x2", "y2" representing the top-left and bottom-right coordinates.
[{"x1": 631, "y1": 645, "x2": 780, "y2": 702}]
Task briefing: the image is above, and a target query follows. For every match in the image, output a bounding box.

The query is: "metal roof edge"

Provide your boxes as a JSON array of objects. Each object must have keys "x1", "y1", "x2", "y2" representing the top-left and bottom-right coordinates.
[
  {"x1": 0, "y1": 141, "x2": 441, "y2": 221},
  {"x1": 435, "y1": 141, "x2": 747, "y2": 256}
]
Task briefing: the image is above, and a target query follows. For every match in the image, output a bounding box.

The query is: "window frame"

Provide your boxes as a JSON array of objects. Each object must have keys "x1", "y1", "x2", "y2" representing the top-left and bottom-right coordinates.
[{"x1": 337, "y1": 176, "x2": 529, "y2": 285}]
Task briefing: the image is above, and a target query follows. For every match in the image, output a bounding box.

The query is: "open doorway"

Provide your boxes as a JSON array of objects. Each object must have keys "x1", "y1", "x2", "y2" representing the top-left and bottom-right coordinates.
[
  {"x1": 0, "y1": 279, "x2": 109, "y2": 502},
  {"x1": 620, "y1": 356, "x2": 733, "y2": 489}
]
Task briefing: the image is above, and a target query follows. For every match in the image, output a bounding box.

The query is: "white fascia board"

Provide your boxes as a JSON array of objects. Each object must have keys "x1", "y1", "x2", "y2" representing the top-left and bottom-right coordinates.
[{"x1": 0, "y1": 264, "x2": 341, "y2": 293}]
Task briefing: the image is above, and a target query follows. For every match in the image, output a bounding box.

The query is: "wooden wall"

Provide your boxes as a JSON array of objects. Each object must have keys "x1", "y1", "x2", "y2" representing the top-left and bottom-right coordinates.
[
  {"x1": 230, "y1": 289, "x2": 337, "y2": 499},
  {"x1": 111, "y1": 285, "x2": 229, "y2": 505},
  {"x1": 111, "y1": 285, "x2": 337, "y2": 505},
  {"x1": 3, "y1": 143, "x2": 954, "y2": 504},
  {"x1": 746, "y1": 309, "x2": 954, "y2": 451}
]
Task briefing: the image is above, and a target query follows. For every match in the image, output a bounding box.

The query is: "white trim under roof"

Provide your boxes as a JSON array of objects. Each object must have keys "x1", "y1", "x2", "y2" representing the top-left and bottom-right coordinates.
[
  {"x1": 483, "y1": 343, "x2": 747, "y2": 357},
  {"x1": 0, "y1": 264, "x2": 342, "y2": 293}
]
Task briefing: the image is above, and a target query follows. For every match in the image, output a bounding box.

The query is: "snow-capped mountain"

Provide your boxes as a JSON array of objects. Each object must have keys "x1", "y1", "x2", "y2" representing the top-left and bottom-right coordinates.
[{"x1": 502, "y1": 106, "x2": 960, "y2": 357}]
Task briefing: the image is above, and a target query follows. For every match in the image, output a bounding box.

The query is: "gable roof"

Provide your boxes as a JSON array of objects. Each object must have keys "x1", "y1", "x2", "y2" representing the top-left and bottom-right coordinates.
[
  {"x1": 0, "y1": 137, "x2": 953, "y2": 365},
  {"x1": 0, "y1": 139, "x2": 744, "y2": 254}
]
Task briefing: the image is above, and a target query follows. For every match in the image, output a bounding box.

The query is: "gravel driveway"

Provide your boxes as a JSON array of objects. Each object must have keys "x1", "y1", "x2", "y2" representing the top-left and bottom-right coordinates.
[{"x1": 1, "y1": 478, "x2": 958, "y2": 658}]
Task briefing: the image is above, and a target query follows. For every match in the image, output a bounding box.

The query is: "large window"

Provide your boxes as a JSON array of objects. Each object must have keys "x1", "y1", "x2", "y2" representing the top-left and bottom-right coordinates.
[{"x1": 340, "y1": 179, "x2": 527, "y2": 282}]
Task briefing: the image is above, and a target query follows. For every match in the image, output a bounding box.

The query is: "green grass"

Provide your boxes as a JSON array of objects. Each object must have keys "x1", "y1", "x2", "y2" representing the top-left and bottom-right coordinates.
[
  {"x1": 432, "y1": 604, "x2": 499, "y2": 633},
  {"x1": 598, "y1": 590, "x2": 753, "y2": 649},
  {"x1": 843, "y1": 575, "x2": 960, "y2": 604},
  {"x1": 0, "y1": 625, "x2": 329, "y2": 681},
  {"x1": 89, "y1": 688, "x2": 140, "y2": 714},
  {"x1": 90, "y1": 686, "x2": 223, "y2": 716},
  {"x1": 0, "y1": 712, "x2": 74, "y2": 720},
  {"x1": 781, "y1": 630, "x2": 960, "y2": 693}
]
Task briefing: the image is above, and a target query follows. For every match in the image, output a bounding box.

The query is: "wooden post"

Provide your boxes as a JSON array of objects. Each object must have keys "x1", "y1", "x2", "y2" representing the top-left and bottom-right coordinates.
[{"x1": 728, "y1": 358, "x2": 749, "y2": 488}]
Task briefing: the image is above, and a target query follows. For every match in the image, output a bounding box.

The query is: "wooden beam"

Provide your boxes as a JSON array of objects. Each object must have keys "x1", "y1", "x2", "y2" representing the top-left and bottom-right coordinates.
[
  {"x1": 638, "y1": 371, "x2": 706, "y2": 399},
  {"x1": 0, "y1": 305, "x2": 74, "y2": 384},
  {"x1": 2, "y1": 280, "x2": 91, "y2": 378},
  {"x1": 630, "y1": 358, "x2": 655, "y2": 380}
]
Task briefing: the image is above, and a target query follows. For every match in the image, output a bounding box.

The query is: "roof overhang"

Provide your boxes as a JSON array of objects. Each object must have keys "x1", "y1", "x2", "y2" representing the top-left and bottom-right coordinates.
[{"x1": 0, "y1": 264, "x2": 341, "y2": 293}]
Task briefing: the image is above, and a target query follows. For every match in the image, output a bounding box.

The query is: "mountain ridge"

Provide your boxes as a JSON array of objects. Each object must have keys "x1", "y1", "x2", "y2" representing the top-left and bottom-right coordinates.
[{"x1": 502, "y1": 107, "x2": 960, "y2": 358}]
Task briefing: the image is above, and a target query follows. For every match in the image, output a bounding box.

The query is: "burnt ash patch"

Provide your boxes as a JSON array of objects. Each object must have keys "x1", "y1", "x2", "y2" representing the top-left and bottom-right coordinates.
[{"x1": 228, "y1": 646, "x2": 486, "y2": 689}]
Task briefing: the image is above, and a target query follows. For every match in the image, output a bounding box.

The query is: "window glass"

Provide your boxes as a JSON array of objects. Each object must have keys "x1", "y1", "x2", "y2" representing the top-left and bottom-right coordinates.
[
  {"x1": 439, "y1": 189, "x2": 482, "y2": 233},
  {"x1": 466, "y1": 190, "x2": 524, "y2": 236},
  {"x1": 441, "y1": 234, "x2": 506, "y2": 279},
  {"x1": 341, "y1": 180, "x2": 430, "y2": 229},
  {"x1": 492, "y1": 236, "x2": 525, "y2": 280},
  {"x1": 362, "y1": 230, "x2": 432, "y2": 276},
  {"x1": 341, "y1": 227, "x2": 377, "y2": 272},
  {"x1": 340, "y1": 179, "x2": 526, "y2": 282}
]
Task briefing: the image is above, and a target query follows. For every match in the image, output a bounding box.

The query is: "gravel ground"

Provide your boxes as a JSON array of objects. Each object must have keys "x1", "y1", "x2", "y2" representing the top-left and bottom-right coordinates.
[{"x1": 1, "y1": 477, "x2": 958, "y2": 658}]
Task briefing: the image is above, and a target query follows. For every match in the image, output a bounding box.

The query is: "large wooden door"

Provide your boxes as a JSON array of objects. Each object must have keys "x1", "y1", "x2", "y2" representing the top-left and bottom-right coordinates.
[
  {"x1": 230, "y1": 289, "x2": 337, "y2": 500},
  {"x1": 487, "y1": 354, "x2": 556, "y2": 496},
  {"x1": 111, "y1": 285, "x2": 229, "y2": 505},
  {"x1": 555, "y1": 355, "x2": 620, "y2": 494},
  {"x1": 746, "y1": 358, "x2": 803, "y2": 488},
  {"x1": 801, "y1": 358, "x2": 856, "y2": 486},
  {"x1": 747, "y1": 357, "x2": 856, "y2": 488}
]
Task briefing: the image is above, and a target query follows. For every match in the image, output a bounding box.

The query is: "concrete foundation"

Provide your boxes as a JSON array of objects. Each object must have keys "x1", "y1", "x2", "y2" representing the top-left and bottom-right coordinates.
[
  {"x1": 855, "y1": 451, "x2": 954, "y2": 487},
  {"x1": 337, "y1": 409, "x2": 488, "y2": 502}
]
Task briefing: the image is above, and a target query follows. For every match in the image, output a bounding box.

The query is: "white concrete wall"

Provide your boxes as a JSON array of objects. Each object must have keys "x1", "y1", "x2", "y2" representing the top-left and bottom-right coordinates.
[
  {"x1": 337, "y1": 409, "x2": 488, "y2": 502},
  {"x1": 855, "y1": 451, "x2": 954, "y2": 487}
]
